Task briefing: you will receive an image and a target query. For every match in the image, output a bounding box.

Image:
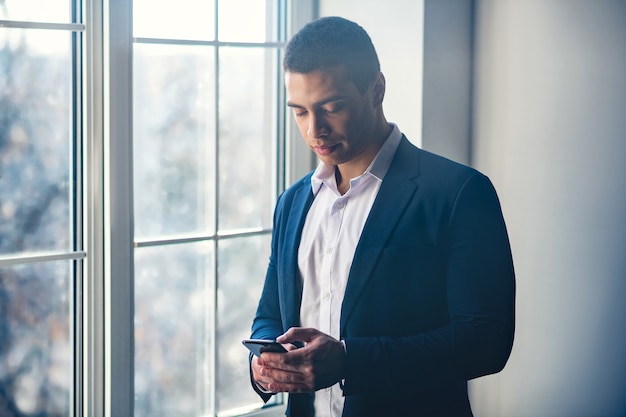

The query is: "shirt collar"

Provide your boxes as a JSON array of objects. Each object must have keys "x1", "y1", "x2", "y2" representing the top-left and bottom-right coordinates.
[{"x1": 310, "y1": 123, "x2": 403, "y2": 195}]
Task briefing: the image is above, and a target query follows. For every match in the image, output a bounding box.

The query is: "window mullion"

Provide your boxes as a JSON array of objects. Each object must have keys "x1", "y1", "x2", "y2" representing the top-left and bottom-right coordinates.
[
  {"x1": 103, "y1": 0, "x2": 134, "y2": 415},
  {"x1": 83, "y1": 0, "x2": 105, "y2": 415}
]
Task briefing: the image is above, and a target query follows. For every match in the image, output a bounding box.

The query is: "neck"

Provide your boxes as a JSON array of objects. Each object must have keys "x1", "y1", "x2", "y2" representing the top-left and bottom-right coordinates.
[
  {"x1": 353, "y1": 116, "x2": 392, "y2": 163},
  {"x1": 334, "y1": 168, "x2": 350, "y2": 195},
  {"x1": 334, "y1": 120, "x2": 392, "y2": 193}
]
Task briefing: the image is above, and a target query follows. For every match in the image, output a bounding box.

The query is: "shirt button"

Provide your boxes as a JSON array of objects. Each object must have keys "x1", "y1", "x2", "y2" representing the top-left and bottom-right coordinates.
[
  {"x1": 337, "y1": 201, "x2": 345, "y2": 209},
  {"x1": 326, "y1": 247, "x2": 333, "y2": 254},
  {"x1": 322, "y1": 292, "x2": 331, "y2": 300}
]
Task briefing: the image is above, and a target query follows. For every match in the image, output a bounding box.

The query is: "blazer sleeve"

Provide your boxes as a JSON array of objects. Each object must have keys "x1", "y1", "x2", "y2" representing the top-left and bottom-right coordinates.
[
  {"x1": 342, "y1": 172, "x2": 516, "y2": 395},
  {"x1": 250, "y1": 181, "x2": 306, "y2": 340},
  {"x1": 248, "y1": 249, "x2": 282, "y2": 403},
  {"x1": 248, "y1": 185, "x2": 306, "y2": 402}
]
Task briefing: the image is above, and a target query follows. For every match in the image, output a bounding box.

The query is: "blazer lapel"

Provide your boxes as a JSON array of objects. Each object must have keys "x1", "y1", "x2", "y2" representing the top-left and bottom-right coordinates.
[
  {"x1": 281, "y1": 180, "x2": 315, "y2": 329},
  {"x1": 340, "y1": 137, "x2": 421, "y2": 332}
]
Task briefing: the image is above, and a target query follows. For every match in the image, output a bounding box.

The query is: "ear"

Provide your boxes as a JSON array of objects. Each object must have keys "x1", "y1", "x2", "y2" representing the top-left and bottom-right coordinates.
[{"x1": 372, "y1": 72, "x2": 386, "y2": 107}]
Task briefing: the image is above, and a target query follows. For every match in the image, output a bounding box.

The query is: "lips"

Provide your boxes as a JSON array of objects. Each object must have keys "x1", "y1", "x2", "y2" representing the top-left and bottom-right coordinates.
[{"x1": 313, "y1": 143, "x2": 339, "y2": 156}]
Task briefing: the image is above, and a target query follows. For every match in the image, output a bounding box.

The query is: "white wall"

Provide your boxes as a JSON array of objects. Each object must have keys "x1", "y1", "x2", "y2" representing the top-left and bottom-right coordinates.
[
  {"x1": 317, "y1": 2, "x2": 626, "y2": 416},
  {"x1": 318, "y1": 0, "x2": 424, "y2": 145},
  {"x1": 470, "y1": 1, "x2": 626, "y2": 416},
  {"x1": 422, "y1": 0, "x2": 474, "y2": 165}
]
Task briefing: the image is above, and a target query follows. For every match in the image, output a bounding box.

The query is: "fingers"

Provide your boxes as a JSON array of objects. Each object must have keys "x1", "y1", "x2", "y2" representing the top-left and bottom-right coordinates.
[
  {"x1": 260, "y1": 350, "x2": 303, "y2": 372},
  {"x1": 283, "y1": 343, "x2": 298, "y2": 352},
  {"x1": 251, "y1": 356, "x2": 271, "y2": 392},
  {"x1": 254, "y1": 354, "x2": 314, "y2": 392},
  {"x1": 267, "y1": 380, "x2": 312, "y2": 393},
  {"x1": 259, "y1": 364, "x2": 314, "y2": 392}
]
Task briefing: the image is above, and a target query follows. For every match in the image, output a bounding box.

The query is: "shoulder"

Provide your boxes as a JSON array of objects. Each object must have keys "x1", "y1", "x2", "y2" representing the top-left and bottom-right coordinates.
[
  {"x1": 395, "y1": 136, "x2": 486, "y2": 190},
  {"x1": 278, "y1": 171, "x2": 313, "y2": 203},
  {"x1": 272, "y1": 171, "x2": 314, "y2": 220}
]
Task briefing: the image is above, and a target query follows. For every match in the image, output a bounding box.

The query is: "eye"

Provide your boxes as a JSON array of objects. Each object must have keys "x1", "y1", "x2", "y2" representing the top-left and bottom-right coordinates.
[
  {"x1": 322, "y1": 103, "x2": 344, "y2": 115},
  {"x1": 294, "y1": 110, "x2": 308, "y2": 118}
]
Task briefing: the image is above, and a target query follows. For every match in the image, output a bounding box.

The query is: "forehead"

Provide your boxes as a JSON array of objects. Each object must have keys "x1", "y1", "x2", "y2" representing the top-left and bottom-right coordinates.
[{"x1": 284, "y1": 66, "x2": 360, "y2": 105}]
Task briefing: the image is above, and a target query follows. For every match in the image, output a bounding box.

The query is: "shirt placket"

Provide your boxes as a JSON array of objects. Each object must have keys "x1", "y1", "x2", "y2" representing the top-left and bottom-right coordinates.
[{"x1": 319, "y1": 196, "x2": 346, "y2": 337}]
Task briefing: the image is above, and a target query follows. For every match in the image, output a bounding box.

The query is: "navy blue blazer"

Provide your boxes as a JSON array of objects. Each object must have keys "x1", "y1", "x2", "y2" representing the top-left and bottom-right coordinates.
[{"x1": 251, "y1": 136, "x2": 515, "y2": 416}]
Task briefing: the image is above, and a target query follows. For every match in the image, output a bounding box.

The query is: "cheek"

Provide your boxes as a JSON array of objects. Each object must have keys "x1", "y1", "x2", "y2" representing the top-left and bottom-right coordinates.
[
  {"x1": 327, "y1": 114, "x2": 352, "y2": 134},
  {"x1": 340, "y1": 112, "x2": 365, "y2": 136}
]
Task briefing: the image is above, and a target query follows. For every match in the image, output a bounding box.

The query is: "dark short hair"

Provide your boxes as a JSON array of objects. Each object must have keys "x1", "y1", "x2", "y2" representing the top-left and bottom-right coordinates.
[{"x1": 283, "y1": 16, "x2": 380, "y2": 94}]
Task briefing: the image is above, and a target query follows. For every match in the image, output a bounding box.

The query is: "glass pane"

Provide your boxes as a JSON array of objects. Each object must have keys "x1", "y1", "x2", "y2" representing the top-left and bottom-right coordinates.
[
  {"x1": 216, "y1": 234, "x2": 274, "y2": 413},
  {"x1": 218, "y1": 47, "x2": 276, "y2": 231},
  {"x1": 0, "y1": 261, "x2": 72, "y2": 416},
  {"x1": 134, "y1": 0, "x2": 215, "y2": 41},
  {"x1": 0, "y1": 0, "x2": 71, "y2": 23},
  {"x1": 218, "y1": 0, "x2": 278, "y2": 42},
  {"x1": 133, "y1": 43, "x2": 216, "y2": 239},
  {"x1": 134, "y1": 242, "x2": 214, "y2": 417},
  {"x1": 0, "y1": 29, "x2": 73, "y2": 256}
]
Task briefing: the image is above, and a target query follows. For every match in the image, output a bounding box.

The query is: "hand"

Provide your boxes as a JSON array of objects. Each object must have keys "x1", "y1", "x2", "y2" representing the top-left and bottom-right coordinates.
[
  {"x1": 254, "y1": 327, "x2": 346, "y2": 393},
  {"x1": 251, "y1": 342, "x2": 297, "y2": 393}
]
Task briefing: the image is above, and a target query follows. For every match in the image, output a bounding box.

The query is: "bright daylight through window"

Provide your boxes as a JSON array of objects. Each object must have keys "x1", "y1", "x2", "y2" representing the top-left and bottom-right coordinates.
[
  {"x1": 1, "y1": 0, "x2": 294, "y2": 416},
  {"x1": 0, "y1": 0, "x2": 82, "y2": 416}
]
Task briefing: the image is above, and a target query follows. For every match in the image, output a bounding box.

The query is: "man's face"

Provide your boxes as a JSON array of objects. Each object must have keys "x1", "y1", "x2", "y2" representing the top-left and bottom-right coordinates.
[{"x1": 285, "y1": 65, "x2": 380, "y2": 168}]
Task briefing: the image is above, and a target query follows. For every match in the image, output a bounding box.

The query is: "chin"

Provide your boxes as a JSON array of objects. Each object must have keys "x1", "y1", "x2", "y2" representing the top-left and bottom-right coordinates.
[{"x1": 317, "y1": 156, "x2": 340, "y2": 166}]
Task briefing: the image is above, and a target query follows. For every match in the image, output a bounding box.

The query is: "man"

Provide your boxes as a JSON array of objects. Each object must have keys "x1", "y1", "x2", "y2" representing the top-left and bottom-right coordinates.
[{"x1": 248, "y1": 16, "x2": 515, "y2": 417}]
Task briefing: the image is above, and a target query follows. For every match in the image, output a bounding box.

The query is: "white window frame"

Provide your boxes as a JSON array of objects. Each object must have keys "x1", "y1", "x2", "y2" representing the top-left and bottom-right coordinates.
[
  {"x1": 0, "y1": 6, "x2": 86, "y2": 417},
  {"x1": 82, "y1": 1, "x2": 318, "y2": 416}
]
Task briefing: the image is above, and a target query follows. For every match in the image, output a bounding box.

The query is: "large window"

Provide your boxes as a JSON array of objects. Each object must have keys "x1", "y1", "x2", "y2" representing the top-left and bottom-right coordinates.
[
  {"x1": 132, "y1": 1, "x2": 287, "y2": 415},
  {"x1": 1, "y1": 0, "x2": 314, "y2": 416},
  {"x1": 0, "y1": 1, "x2": 83, "y2": 416}
]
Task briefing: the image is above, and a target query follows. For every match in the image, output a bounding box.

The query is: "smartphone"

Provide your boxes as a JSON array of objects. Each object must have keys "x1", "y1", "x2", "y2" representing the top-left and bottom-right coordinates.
[{"x1": 242, "y1": 339, "x2": 287, "y2": 357}]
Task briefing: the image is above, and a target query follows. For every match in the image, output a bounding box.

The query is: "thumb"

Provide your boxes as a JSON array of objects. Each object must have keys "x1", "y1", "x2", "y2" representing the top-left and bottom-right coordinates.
[{"x1": 276, "y1": 327, "x2": 319, "y2": 344}]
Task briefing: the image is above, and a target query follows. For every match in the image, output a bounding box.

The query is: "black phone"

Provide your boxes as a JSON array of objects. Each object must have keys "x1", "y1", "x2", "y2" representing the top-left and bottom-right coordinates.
[{"x1": 242, "y1": 339, "x2": 287, "y2": 357}]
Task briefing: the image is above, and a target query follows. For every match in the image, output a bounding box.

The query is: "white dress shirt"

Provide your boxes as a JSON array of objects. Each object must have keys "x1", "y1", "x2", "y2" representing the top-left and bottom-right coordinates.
[{"x1": 297, "y1": 124, "x2": 402, "y2": 417}]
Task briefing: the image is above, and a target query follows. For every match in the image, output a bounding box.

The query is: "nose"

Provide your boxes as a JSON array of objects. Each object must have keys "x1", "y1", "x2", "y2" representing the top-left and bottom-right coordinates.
[{"x1": 307, "y1": 114, "x2": 329, "y2": 138}]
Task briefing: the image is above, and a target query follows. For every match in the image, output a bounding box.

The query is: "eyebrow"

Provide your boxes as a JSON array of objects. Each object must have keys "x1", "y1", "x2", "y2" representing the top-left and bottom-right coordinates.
[{"x1": 287, "y1": 95, "x2": 346, "y2": 109}]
